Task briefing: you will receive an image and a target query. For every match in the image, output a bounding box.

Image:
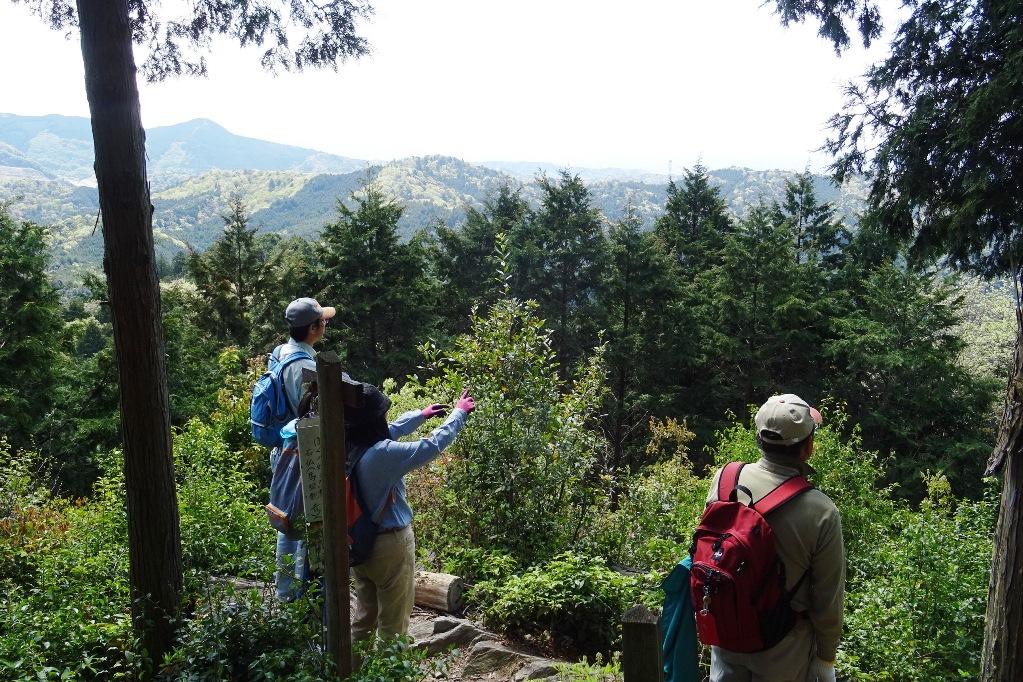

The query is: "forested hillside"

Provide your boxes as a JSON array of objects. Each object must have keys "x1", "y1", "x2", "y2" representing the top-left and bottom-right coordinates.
[
  {"x1": 0, "y1": 113, "x2": 867, "y2": 279},
  {"x1": 1, "y1": 156, "x2": 1010, "y2": 679}
]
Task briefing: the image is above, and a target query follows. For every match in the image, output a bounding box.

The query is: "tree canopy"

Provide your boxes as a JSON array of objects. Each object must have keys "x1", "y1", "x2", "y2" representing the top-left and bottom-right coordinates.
[
  {"x1": 13, "y1": 0, "x2": 373, "y2": 80},
  {"x1": 771, "y1": 0, "x2": 1023, "y2": 275}
]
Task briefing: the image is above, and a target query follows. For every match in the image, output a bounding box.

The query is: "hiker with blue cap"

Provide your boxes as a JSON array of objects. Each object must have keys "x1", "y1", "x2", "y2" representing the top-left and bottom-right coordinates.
[{"x1": 269, "y1": 297, "x2": 336, "y2": 600}]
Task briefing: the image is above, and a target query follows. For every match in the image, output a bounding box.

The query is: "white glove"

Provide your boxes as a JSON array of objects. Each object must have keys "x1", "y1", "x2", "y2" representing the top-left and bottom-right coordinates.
[{"x1": 809, "y1": 658, "x2": 837, "y2": 682}]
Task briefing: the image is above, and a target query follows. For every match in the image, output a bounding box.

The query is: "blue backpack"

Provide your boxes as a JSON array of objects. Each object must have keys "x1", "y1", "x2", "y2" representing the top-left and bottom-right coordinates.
[
  {"x1": 250, "y1": 347, "x2": 312, "y2": 448},
  {"x1": 266, "y1": 420, "x2": 305, "y2": 538}
]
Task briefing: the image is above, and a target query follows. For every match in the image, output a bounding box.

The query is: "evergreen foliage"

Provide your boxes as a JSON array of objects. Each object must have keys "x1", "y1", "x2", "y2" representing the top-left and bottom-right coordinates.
[
  {"x1": 654, "y1": 163, "x2": 733, "y2": 272},
  {"x1": 0, "y1": 205, "x2": 61, "y2": 452},
  {"x1": 186, "y1": 197, "x2": 283, "y2": 354},
  {"x1": 433, "y1": 184, "x2": 530, "y2": 335},
  {"x1": 315, "y1": 186, "x2": 438, "y2": 383},
  {"x1": 825, "y1": 264, "x2": 998, "y2": 498},
  {"x1": 596, "y1": 204, "x2": 682, "y2": 475},
  {"x1": 774, "y1": 170, "x2": 849, "y2": 268},
  {"x1": 510, "y1": 171, "x2": 607, "y2": 369},
  {"x1": 771, "y1": 0, "x2": 1023, "y2": 276}
]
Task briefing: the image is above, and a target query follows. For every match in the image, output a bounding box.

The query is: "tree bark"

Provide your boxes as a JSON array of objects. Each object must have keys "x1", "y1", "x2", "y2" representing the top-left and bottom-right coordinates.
[
  {"x1": 76, "y1": 0, "x2": 182, "y2": 671},
  {"x1": 981, "y1": 312, "x2": 1023, "y2": 681}
]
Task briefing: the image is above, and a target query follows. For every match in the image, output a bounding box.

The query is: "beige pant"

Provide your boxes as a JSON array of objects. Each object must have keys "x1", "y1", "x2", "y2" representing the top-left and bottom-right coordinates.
[
  {"x1": 351, "y1": 525, "x2": 416, "y2": 644},
  {"x1": 710, "y1": 618, "x2": 816, "y2": 682}
]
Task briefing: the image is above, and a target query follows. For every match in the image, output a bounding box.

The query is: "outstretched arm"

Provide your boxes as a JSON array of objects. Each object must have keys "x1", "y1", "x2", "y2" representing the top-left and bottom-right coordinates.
[
  {"x1": 379, "y1": 408, "x2": 469, "y2": 477},
  {"x1": 388, "y1": 410, "x2": 425, "y2": 439}
]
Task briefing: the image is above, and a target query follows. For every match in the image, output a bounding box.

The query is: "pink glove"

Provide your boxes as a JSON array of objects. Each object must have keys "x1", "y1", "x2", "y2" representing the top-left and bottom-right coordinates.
[
  {"x1": 455, "y1": 388, "x2": 476, "y2": 414},
  {"x1": 420, "y1": 403, "x2": 449, "y2": 419}
]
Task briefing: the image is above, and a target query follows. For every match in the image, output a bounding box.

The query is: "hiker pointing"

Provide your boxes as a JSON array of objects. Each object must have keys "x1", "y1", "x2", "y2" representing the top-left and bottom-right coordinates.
[
  {"x1": 694, "y1": 394, "x2": 845, "y2": 682},
  {"x1": 347, "y1": 385, "x2": 476, "y2": 646}
]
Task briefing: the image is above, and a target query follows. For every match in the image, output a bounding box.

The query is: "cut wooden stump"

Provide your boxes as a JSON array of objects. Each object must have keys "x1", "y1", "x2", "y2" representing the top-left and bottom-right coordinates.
[{"x1": 414, "y1": 571, "x2": 465, "y2": 613}]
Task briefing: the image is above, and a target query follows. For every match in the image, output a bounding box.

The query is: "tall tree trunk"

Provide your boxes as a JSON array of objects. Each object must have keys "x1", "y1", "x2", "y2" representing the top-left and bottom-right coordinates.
[
  {"x1": 981, "y1": 307, "x2": 1023, "y2": 681},
  {"x1": 77, "y1": 0, "x2": 182, "y2": 670}
]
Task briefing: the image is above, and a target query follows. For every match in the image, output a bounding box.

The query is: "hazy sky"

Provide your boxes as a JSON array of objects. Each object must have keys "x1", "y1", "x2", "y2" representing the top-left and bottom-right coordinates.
[{"x1": 0, "y1": 1, "x2": 897, "y2": 172}]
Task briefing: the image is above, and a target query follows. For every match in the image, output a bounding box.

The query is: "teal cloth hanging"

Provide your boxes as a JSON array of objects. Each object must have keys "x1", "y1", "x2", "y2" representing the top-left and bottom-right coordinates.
[{"x1": 660, "y1": 556, "x2": 700, "y2": 682}]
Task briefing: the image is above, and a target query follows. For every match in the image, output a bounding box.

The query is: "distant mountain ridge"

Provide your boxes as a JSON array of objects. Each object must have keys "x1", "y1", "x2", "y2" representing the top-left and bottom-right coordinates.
[
  {"x1": 0, "y1": 113, "x2": 867, "y2": 279},
  {"x1": 0, "y1": 113, "x2": 366, "y2": 185}
]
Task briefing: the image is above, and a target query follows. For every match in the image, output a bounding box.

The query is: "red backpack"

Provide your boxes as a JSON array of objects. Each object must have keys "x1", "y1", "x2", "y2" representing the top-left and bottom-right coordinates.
[{"x1": 690, "y1": 461, "x2": 812, "y2": 652}]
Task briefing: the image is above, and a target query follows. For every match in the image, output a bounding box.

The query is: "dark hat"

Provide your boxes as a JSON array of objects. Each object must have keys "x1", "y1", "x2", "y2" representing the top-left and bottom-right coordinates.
[{"x1": 285, "y1": 297, "x2": 336, "y2": 327}]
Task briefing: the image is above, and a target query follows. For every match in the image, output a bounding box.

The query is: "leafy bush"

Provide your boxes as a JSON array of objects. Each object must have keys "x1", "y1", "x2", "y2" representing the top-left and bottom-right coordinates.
[
  {"x1": 163, "y1": 584, "x2": 328, "y2": 681},
  {"x1": 168, "y1": 585, "x2": 447, "y2": 682},
  {"x1": 351, "y1": 636, "x2": 449, "y2": 682},
  {"x1": 0, "y1": 404, "x2": 274, "y2": 677},
  {"x1": 478, "y1": 552, "x2": 644, "y2": 656},
  {"x1": 839, "y1": 476, "x2": 996, "y2": 681},
  {"x1": 1, "y1": 450, "x2": 141, "y2": 680},
  {"x1": 174, "y1": 418, "x2": 272, "y2": 576},
  {"x1": 404, "y1": 297, "x2": 608, "y2": 567},
  {"x1": 554, "y1": 653, "x2": 622, "y2": 682},
  {"x1": 580, "y1": 420, "x2": 706, "y2": 573}
]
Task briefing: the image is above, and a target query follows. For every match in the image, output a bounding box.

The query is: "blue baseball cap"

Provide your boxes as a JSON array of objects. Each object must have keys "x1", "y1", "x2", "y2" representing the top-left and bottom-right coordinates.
[{"x1": 284, "y1": 297, "x2": 336, "y2": 327}]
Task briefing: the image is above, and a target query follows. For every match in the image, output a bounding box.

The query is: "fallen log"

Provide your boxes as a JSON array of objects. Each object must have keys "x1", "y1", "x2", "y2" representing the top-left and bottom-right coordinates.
[{"x1": 414, "y1": 571, "x2": 464, "y2": 613}]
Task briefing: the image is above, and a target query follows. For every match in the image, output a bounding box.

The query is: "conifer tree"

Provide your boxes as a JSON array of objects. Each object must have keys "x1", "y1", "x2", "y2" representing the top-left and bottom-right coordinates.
[
  {"x1": 0, "y1": 205, "x2": 62, "y2": 452},
  {"x1": 316, "y1": 186, "x2": 437, "y2": 383},
  {"x1": 775, "y1": 171, "x2": 848, "y2": 268},
  {"x1": 512, "y1": 171, "x2": 606, "y2": 369},
  {"x1": 709, "y1": 203, "x2": 820, "y2": 410},
  {"x1": 187, "y1": 197, "x2": 282, "y2": 353},
  {"x1": 824, "y1": 263, "x2": 997, "y2": 499},
  {"x1": 435, "y1": 185, "x2": 530, "y2": 334},
  {"x1": 597, "y1": 204, "x2": 681, "y2": 475},
  {"x1": 654, "y1": 163, "x2": 733, "y2": 271}
]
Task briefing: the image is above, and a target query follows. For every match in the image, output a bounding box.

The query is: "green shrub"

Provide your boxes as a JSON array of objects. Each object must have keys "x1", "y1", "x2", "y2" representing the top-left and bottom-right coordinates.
[
  {"x1": 1, "y1": 450, "x2": 141, "y2": 680},
  {"x1": 405, "y1": 297, "x2": 608, "y2": 567},
  {"x1": 581, "y1": 455, "x2": 707, "y2": 574},
  {"x1": 839, "y1": 476, "x2": 996, "y2": 681},
  {"x1": 554, "y1": 652, "x2": 622, "y2": 682},
  {"x1": 478, "y1": 552, "x2": 643, "y2": 656},
  {"x1": 174, "y1": 418, "x2": 273, "y2": 576},
  {"x1": 164, "y1": 584, "x2": 329, "y2": 681},
  {"x1": 351, "y1": 636, "x2": 449, "y2": 682},
  {"x1": 440, "y1": 546, "x2": 519, "y2": 585}
]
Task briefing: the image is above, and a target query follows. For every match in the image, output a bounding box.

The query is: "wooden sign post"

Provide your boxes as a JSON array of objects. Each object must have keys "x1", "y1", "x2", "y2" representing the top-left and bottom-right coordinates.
[
  {"x1": 622, "y1": 604, "x2": 664, "y2": 682},
  {"x1": 315, "y1": 351, "x2": 363, "y2": 679}
]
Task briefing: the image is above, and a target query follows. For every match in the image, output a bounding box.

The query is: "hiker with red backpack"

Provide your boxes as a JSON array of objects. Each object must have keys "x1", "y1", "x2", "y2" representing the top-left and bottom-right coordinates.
[
  {"x1": 693, "y1": 394, "x2": 845, "y2": 682},
  {"x1": 346, "y1": 384, "x2": 476, "y2": 647}
]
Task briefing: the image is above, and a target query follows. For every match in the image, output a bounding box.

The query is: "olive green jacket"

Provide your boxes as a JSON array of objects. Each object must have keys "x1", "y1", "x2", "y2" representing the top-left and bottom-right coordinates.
[{"x1": 706, "y1": 454, "x2": 845, "y2": 662}]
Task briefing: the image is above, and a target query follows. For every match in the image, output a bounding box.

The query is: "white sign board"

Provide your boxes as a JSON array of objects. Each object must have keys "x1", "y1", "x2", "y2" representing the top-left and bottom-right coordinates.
[{"x1": 296, "y1": 416, "x2": 323, "y2": 526}]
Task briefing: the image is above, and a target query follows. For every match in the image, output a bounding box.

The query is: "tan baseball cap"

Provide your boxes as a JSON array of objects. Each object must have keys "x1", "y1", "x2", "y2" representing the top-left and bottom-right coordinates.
[{"x1": 755, "y1": 394, "x2": 822, "y2": 446}]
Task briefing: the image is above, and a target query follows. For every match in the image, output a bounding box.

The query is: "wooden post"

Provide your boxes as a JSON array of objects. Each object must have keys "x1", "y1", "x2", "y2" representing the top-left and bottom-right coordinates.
[
  {"x1": 622, "y1": 604, "x2": 664, "y2": 682},
  {"x1": 317, "y1": 351, "x2": 353, "y2": 679}
]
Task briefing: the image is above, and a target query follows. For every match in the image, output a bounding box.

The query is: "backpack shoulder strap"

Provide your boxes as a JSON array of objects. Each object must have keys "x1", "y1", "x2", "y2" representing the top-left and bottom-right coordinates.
[
  {"x1": 753, "y1": 475, "x2": 813, "y2": 515},
  {"x1": 274, "y1": 349, "x2": 312, "y2": 373},
  {"x1": 717, "y1": 462, "x2": 745, "y2": 502}
]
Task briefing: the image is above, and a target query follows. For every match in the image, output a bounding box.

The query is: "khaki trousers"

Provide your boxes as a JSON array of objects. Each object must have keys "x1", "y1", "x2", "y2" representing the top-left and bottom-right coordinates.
[
  {"x1": 710, "y1": 618, "x2": 816, "y2": 682},
  {"x1": 351, "y1": 525, "x2": 416, "y2": 644}
]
